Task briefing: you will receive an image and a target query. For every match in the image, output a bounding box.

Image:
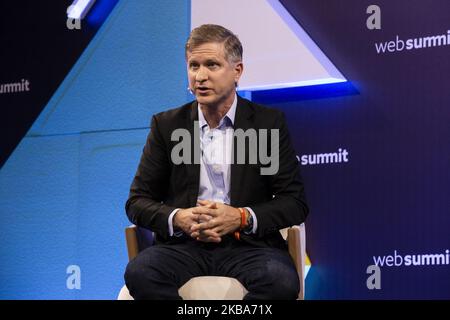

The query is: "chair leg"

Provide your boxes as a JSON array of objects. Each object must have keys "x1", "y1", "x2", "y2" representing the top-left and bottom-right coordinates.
[
  {"x1": 125, "y1": 225, "x2": 139, "y2": 261},
  {"x1": 287, "y1": 224, "x2": 306, "y2": 300}
]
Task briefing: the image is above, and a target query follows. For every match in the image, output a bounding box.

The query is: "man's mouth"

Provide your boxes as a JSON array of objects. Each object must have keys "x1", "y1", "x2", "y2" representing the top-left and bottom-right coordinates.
[{"x1": 196, "y1": 87, "x2": 211, "y2": 94}]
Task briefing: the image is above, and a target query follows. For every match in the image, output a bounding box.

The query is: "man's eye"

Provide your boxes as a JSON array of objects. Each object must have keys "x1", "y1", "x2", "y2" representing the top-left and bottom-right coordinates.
[{"x1": 207, "y1": 63, "x2": 218, "y2": 68}]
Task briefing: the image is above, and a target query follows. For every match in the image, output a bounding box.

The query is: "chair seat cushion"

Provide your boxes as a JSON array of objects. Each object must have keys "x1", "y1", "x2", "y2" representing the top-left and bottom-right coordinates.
[
  {"x1": 178, "y1": 276, "x2": 247, "y2": 300},
  {"x1": 117, "y1": 276, "x2": 248, "y2": 300}
]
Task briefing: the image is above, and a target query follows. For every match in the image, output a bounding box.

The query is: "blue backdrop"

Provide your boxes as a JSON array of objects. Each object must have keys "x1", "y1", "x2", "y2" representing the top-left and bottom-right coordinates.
[{"x1": 1, "y1": 0, "x2": 190, "y2": 299}]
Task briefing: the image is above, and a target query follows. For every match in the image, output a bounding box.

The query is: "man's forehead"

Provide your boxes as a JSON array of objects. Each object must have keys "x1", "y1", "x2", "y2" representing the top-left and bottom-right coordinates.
[{"x1": 186, "y1": 42, "x2": 226, "y2": 60}]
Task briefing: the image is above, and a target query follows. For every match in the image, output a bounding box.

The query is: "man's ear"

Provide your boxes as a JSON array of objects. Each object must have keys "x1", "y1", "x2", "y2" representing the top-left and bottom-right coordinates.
[{"x1": 234, "y1": 61, "x2": 244, "y2": 84}]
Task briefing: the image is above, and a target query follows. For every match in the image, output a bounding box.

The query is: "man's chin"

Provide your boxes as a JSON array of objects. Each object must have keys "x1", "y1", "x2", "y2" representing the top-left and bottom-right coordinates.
[{"x1": 195, "y1": 95, "x2": 216, "y2": 106}]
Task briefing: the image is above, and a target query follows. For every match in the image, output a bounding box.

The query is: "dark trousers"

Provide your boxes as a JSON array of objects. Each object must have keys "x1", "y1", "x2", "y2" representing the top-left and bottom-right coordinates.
[{"x1": 124, "y1": 235, "x2": 299, "y2": 300}]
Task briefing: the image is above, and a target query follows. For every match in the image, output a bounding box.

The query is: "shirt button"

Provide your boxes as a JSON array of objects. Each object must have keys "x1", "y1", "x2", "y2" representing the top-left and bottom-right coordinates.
[{"x1": 212, "y1": 164, "x2": 221, "y2": 174}]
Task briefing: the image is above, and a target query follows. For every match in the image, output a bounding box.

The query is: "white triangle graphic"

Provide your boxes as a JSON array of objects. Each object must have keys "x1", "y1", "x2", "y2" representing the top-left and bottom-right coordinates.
[{"x1": 191, "y1": 0, "x2": 346, "y2": 91}]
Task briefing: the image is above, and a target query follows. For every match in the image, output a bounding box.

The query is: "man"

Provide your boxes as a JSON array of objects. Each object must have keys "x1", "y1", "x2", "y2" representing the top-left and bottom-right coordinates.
[{"x1": 124, "y1": 24, "x2": 308, "y2": 300}]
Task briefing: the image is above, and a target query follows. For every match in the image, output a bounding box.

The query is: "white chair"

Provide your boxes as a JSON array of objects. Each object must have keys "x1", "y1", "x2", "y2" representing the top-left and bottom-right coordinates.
[{"x1": 118, "y1": 224, "x2": 306, "y2": 300}]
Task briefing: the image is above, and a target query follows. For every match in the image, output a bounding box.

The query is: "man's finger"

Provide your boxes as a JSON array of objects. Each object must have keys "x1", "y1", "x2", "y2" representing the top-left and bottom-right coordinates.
[
  {"x1": 198, "y1": 236, "x2": 221, "y2": 243},
  {"x1": 192, "y1": 218, "x2": 219, "y2": 232},
  {"x1": 197, "y1": 199, "x2": 218, "y2": 209},
  {"x1": 200, "y1": 229, "x2": 221, "y2": 237},
  {"x1": 192, "y1": 206, "x2": 218, "y2": 216},
  {"x1": 196, "y1": 229, "x2": 222, "y2": 243},
  {"x1": 192, "y1": 227, "x2": 220, "y2": 238},
  {"x1": 198, "y1": 214, "x2": 212, "y2": 223},
  {"x1": 196, "y1": 236, "x2": 221, "y2": 243}
]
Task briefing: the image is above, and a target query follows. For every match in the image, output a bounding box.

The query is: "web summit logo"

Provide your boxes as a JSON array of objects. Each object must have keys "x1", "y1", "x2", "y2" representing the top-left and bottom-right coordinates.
[
  {"x1": 374, "y1": 30, "x2": 450, "y2": 54},
  {"x1": 366, "y1": 4, "x2": 450, "y2": 54},
  {"x1": 297, "y1": 148, "x2": 349, "y2": 166},
  {"x1": 366, "y1": 249, "x2": 450, "y2": 290},
  {"x1": 373, "y1": 250, "x2": 450, "y2": 267},
  {"x1": 0, "y1": 79, "x2": 31, "y2": 95}
]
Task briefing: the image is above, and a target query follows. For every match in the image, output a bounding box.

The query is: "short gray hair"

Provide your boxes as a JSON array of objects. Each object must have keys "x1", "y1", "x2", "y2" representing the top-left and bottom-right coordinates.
[{"x1": 185, "y1": 24, "x2": 243, "y2": 63}]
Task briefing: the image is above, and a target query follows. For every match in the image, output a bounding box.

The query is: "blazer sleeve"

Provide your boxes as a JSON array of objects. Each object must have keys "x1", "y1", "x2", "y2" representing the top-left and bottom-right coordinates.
[
  {"x1": 249, "y1": 111, "x2": 309, "y2": 238},
  {"x1": 125, "y1": 115, "x2": 176, "y2": 239}
]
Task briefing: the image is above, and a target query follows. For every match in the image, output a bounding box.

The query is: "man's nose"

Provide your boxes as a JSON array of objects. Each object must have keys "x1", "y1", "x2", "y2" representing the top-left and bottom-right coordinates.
[{"x1": 195, "y1": 67, "x2": 208, "y2": 82}]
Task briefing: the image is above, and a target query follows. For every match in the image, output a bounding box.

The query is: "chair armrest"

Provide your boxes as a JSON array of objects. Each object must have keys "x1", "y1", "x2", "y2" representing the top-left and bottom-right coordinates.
[
  {"x1": 125, "y1": 225, "x2": 139, "y2": 261},
  {"x1": 287, "y1": 224, "x2": 306, "y2": 300}
]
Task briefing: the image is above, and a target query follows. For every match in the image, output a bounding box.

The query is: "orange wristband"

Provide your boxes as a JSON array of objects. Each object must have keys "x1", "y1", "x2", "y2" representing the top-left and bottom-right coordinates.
[
  {"x1": 238, "y1": 207, "x2": 247, "y2": 230},
  {"x1": 235, "y1": 208, "x2": 247, "y2": 241}
]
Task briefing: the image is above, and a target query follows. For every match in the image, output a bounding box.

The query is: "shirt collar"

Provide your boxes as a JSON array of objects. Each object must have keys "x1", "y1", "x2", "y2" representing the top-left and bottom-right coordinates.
[{"x1": 198, "y1": 93, "x2": 237, "y2": 130}]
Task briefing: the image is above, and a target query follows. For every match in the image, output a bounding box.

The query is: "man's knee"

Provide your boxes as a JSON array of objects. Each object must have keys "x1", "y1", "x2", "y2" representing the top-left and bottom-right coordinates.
[
  {"x1": 124, "y1": 254, "x2": 165, "y2": 299},
  {"x1": 124, "y1": 256, "x2": 146, "y2": 289},
  {"x1": 260, "y1": 260, "x2": 300, "y2": 299},
  {"x1": 270, "y1": 268, "x2": 299, "y2": 299},
  {"x1": 124, "y1": 250, "x2": 161, "y2": 286}
]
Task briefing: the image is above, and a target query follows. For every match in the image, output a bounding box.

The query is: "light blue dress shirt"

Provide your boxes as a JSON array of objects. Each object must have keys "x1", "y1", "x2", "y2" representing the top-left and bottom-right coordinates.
[{"x1": 168, "y1": 94, "x2": 257, "y2": 236}]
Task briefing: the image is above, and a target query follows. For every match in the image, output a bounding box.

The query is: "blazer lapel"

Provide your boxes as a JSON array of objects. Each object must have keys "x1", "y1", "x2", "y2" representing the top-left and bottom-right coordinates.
[
  {"x1": 185, "y1": 101, "x2": 200, "y2": 207},
  {"x1": 230, "y1": 96, "x2": 255, "y2": 207},
  {"x1": 184, "y1": 96, "x2": 255, "y2": 207}
]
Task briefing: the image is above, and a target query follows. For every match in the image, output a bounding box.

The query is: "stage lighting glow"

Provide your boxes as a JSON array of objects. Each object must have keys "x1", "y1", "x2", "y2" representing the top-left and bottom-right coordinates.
[
  {"x1": 67, "y1": 0, "x2": 96, "y2": 20},
  {"x1": 238, "y1": 77, "x2": 347, "y2": 92}
]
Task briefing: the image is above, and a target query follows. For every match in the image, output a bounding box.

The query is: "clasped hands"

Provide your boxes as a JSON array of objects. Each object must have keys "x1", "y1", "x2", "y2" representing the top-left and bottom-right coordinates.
[{"x1": 173, "y1": 199, "x2": 241, "y2": 243}]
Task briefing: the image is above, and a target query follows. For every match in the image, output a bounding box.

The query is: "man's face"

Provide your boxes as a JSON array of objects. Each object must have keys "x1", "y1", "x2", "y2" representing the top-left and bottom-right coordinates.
[{"x1": 187, "y1": 42, "x2": 243, "y2": 108}]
